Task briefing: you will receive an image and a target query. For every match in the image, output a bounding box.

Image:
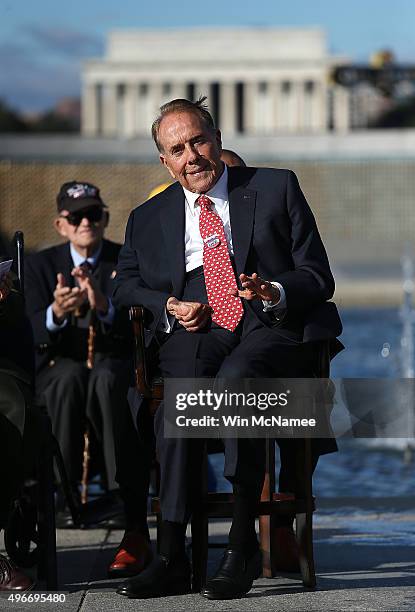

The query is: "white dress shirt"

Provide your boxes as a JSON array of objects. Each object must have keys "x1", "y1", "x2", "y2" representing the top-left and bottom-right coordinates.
[
  {"x1": 160, "y1": 164, "x2": 286, "y2": 332},
  {"x1": 46, "y1": 242, "x2": 115, "y2": 332}
]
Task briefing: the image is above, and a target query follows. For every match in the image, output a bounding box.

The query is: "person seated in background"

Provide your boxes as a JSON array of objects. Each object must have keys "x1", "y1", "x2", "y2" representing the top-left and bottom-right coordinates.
[
  {"x1": 220, "y1": 148, "x2": 247, "y2": 168},
  {"x1": 24, "y1": 182, "x2": 137, "y2": 534},
  {"x1": 0, "y1": 269, "x2": 36, "y2": 591}
]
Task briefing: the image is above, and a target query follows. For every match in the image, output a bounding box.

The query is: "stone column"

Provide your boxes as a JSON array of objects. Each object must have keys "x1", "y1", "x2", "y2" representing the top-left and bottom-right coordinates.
[
  {"x1": 123, "y1": 83, "x2": 137, "y2": 137},
  {"x1": 194, "y1": 82, "x2": 211, "y2": 102},
  {"x1": 102, "y1": 83, "x2": 118, "y2": 137},
  {"x1": 149, "y1": 82, "x2": 161, "y2": 117},
  {"x1": 332, "y1": 86, "x2": 350, "y2": 132},
  {"x1": 219, "y1": 82, "x2": 236, "y2": 135},
  {"x1": 296, "y1": 81, "x2": 305, "y2": 132},
  {"x1": 243, "y1": 81, "x2": 256, "y2": 134},
  {"x1": 269, "y1": 81, "x2": 279, "y2": 132},
  {"x1": 81, "y1": 83, "x2": 98, "y2": 136},
  {"x1": 170, "y1": 82, "x2": 187, "y2": 100},
  {"x1": 314, "y1": 81, "x2": 328, "y2": 131}
]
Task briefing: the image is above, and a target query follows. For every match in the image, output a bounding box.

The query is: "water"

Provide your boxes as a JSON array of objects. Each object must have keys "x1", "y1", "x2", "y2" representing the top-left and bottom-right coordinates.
[
  {"x1": 330, "y1": 307, "x2": 402, "y2": 379},
  {"x1": 210, "y1": 308, "x2": 415, "y2": 498},
  {"x1": 315, "y1": 307, "x2": 415, "y2": 497}
]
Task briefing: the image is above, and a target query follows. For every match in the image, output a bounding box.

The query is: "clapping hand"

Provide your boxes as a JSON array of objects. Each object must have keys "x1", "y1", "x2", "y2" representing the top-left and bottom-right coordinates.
[
  {"x1": 71, "y1": 264, "x2": 108, "y2": 314},
  {"x1": 52, "y1": 273, "x2": 87, "y2": 322}
]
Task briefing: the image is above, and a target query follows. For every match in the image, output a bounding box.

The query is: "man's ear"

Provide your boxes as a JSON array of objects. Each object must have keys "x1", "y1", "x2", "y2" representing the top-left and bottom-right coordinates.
[
  {"x1": 54, "y1": 217, "x2": 68, "y2": 238},
  {"x1": 103, "y1": 211, "x2": 109, "y2": 228},
  {"x1": 159, "y1": 153, "x2": 176, "y2": 180}
]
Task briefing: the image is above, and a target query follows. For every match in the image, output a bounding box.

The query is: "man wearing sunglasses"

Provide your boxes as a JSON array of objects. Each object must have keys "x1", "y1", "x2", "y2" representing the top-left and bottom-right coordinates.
[{"x1": 24, "y1": 182, "x2": 141, "y2": 543}]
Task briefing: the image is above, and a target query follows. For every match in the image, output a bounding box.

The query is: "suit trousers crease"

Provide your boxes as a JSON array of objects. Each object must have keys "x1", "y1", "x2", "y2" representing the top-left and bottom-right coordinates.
[{"x1": 154, "y1": 271, "x2": 315, "y2": 524}]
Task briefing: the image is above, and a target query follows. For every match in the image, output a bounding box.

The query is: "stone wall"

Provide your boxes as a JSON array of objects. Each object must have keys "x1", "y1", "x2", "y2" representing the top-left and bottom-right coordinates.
[{"x1": 1, "y1": 159, "x2": 414, "y2": 257}]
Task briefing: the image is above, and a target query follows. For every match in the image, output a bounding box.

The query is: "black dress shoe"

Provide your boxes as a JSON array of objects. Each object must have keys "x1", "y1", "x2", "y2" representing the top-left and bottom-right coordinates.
[
  {"x1": 201, "y1": 549, "x2": 262, "y2": 600},
  {"x1": 117, "y1": 554, "x2": 191, "y2": 599}
]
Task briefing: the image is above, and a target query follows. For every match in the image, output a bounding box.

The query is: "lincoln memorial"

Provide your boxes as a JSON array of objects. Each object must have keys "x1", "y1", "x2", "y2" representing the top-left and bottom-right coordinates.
[{"x1": 81, "y1": 27, "x2": 350, "y2": 137}]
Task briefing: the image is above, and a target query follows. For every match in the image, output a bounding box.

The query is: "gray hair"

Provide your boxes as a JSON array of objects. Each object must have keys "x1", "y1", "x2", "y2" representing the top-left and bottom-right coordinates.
[{"x1": 151, "y1": 96, "x2": 215, "y2": 152}]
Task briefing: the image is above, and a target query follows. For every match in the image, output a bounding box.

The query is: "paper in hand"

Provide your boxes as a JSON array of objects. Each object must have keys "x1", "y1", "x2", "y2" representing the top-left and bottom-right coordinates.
[{"x1": 0, "y1": 259, "x2": 13, "y2": 281}]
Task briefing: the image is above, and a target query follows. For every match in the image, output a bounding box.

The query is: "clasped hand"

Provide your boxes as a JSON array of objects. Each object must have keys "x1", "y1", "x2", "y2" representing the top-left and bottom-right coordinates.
[{"x1": 166, "y1": 297, "x2": 212, "y2": 333}]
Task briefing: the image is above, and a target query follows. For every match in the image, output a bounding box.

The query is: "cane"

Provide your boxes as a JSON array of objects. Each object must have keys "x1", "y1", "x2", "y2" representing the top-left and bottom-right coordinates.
[{"x1": 13, "y1": 231, "x2": 24, "y2": 295}]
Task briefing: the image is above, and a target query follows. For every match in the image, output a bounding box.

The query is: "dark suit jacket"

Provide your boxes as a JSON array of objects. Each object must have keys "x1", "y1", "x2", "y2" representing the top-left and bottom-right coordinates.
[
  {"x1": 113, "y1": 167, "x2": 343, "y2": 354},
  {"x1": 25, "y1": 239, "x2": 131, "y2": 373}
]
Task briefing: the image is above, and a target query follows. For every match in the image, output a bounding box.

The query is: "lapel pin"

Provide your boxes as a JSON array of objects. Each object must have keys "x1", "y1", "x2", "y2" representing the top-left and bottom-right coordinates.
[{"x1": 205, "y1": 235, "x2": 221, "y2": 248}]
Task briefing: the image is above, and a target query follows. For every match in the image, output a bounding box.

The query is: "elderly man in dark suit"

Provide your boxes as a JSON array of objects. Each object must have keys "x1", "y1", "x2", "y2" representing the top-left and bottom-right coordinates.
[
  {"x1": 24, "y1": 183, "x2": 152, "y2": 574},
  {"x1": 113, "y1": 97, "x2": 342, "y2": 600}
]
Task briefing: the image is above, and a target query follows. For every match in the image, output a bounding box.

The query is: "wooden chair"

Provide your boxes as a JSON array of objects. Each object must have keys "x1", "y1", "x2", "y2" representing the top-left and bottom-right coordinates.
[{"x1": 130, "y1": 305, "x2": 329, "y2": 591}]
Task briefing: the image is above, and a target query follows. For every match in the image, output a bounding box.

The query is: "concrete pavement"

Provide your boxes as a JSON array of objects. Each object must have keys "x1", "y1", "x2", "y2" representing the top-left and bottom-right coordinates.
[{"x1": 2, "y1": 498, "x2": 415, "y2": 611}]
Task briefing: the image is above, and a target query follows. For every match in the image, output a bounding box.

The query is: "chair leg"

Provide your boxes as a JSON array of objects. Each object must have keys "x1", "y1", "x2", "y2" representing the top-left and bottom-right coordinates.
[
  {"x1": 295, "y1": 439, "x2": 316, "y2": 589},
  {"x1": 259, "y1": 513, "x2": 275, "y2": 578},
  {"x1": 295, "y1": 511, "x2": 316, "y2": 588},
  {"x1": 260, "y1": 439, "x2": 276, "y2": 578},
  {"x1": 191, "y1": 514, "x2": 208, "y2": 592},
  {"x1": 156, "y1": 511, "x2": 161, "y2": 555},
  {"x1": 37, "y1": 416, "x2": 58, "y2": 590},
  {"x1": 190, "y1": 441, "x2": 209, "y2": 592},
  {"x1": 52, "y1": 437, "x2": 80, "y2": 525}
]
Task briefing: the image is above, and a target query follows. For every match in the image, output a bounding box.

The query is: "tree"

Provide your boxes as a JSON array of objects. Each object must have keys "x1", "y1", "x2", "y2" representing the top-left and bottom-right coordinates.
[{"x1": 0, "y1": 100, "x2": 28, "y2": 132}]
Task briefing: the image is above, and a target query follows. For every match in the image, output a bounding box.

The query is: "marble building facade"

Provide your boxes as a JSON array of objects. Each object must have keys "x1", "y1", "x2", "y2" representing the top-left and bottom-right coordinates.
[{"x1": 81, "y1": 27, "x2": 350, "y2": 137}]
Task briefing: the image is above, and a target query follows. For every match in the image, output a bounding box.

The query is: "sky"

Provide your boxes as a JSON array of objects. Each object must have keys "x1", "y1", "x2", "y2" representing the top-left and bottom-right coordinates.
[{"x1": 1, "y1": 0, "x2": 415, "y2": 113}]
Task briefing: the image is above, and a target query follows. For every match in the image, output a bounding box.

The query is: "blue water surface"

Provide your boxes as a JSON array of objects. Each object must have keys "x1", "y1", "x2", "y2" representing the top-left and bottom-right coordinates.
[{"x1": 210, "y1": 308, "x2": 415, "y2": 498}]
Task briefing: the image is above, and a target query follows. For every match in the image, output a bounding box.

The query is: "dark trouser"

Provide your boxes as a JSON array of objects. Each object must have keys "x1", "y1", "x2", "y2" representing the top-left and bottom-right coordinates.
[
  {"x1": 154, "y1": 268, "x2": 316, "y2": 527},
  {"x1": 36, "y1": 354, "x2": 131, "y2": 491},
  {"x1": 0, "y1": 372, "x2": 40, "y2": 529},
  {"x1": 155, "y1": 322, "x2": 315, "y2": 524}
]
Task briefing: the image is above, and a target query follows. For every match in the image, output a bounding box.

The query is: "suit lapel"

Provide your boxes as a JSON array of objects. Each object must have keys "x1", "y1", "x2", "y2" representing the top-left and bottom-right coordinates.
[
  {"x1": 95, "y1": 240, "x2": 116, "y2": 294},
  {"x1": 228, "y1": 171, "x2": 257, "y2": 277},
  {"x1": 159, "y1": 186, "x2": 186, "y2": 297}
]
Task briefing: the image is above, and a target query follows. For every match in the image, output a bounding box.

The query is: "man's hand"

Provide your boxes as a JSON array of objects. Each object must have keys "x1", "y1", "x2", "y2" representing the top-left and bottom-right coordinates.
[
  {"x1": 71, "y1": 265, "x2": 108, "y2": 313},
  {"x1": 166, "y1": 297, "x2": 212, "y2": 332},
  {"x1": 52, "y1": 273, "x2": 87, "y2": 322},
  {"x1": 230, "y1": 273, "x2": 280, "y2": 303}
]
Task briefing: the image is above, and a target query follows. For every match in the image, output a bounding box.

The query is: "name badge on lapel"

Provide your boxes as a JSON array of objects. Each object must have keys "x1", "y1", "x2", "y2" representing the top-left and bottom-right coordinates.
[{"x1": 205, "y1": 235, "x2": 220, "y2": 249}]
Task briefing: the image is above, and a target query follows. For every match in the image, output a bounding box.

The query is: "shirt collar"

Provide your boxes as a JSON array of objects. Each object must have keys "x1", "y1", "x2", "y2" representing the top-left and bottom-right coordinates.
[
  {"x1": 70, "y1": 242, "x2": 103, "y2": 268},
  {"x1": 182, "y1": 163, "x2": 229, "y2": 214}
]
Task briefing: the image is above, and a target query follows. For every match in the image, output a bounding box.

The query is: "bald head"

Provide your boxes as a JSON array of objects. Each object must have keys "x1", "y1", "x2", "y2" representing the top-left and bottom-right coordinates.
[{"x1": 221, "y1": 149, "x2": 246, "y2": 168}]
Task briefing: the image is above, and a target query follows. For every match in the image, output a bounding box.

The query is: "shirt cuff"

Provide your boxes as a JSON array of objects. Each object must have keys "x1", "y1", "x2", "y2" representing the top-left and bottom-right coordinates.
[
  {"x1": 46, "y1": 304, "x2": 67, "y2": 332},
  {"x1": 262, "y1": 282, "x2": 286, "y2": 316},
  {"x1": 97, "y1": 297, "x2": 115, "y2": 325}
]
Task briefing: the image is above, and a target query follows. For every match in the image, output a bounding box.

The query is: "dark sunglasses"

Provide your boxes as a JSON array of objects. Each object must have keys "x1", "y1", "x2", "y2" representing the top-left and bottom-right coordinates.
[{"x1": 60, "y1": 206, "x2": 104, "y2": 226}]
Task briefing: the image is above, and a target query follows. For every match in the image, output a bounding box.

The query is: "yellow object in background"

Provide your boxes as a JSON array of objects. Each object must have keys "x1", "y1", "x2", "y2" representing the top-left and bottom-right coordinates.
[{"x1": 147, "y1": 182, "x2": 172, "y2": 200}]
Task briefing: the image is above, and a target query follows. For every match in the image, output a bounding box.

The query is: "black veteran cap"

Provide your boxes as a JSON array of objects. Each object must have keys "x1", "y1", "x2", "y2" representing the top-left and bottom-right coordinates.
[{"x1": 57, "y1": 181, "x2": 107, "y2": 213}]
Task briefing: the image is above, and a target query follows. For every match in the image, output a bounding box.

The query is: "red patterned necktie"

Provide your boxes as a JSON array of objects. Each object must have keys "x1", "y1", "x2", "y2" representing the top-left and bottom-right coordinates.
[{"x1": 198, "y1": 194, "x2": 244, "y2": 331}]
